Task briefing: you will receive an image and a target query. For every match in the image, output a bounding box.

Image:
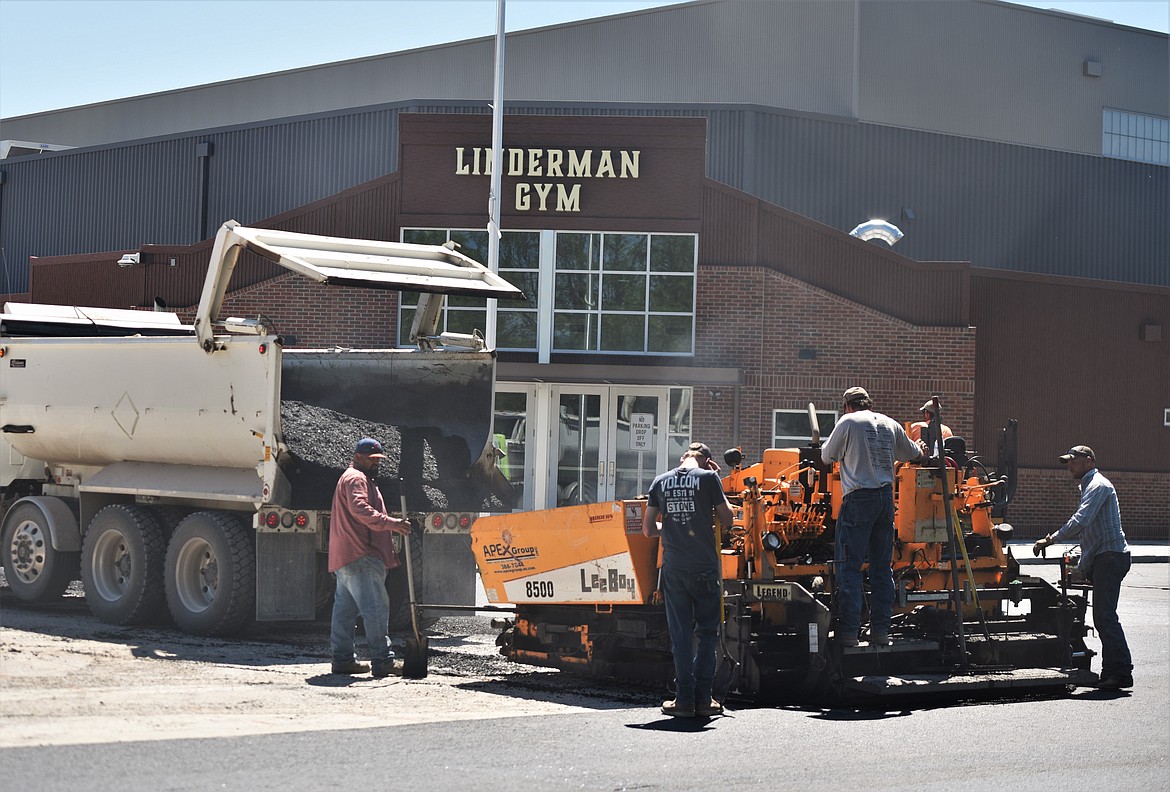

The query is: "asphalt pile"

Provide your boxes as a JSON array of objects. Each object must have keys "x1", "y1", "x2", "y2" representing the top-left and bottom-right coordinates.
[{"x1": 279, "y1": 400, "x2": 499, "y2": 511}]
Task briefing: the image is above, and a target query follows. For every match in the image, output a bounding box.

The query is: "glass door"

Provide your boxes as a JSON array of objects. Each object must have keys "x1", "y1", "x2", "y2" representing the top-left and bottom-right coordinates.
[
  {"x1": 608, "y1": 388, "x2": 667, "y2": 501},
  {"x1": 550, "y1": 387, "x2": 606, "y2": 507},
  {"x1": 545, "y1": 385, "x2": 676, "y2": 506},
  {"x1": 493, "y1": 386, "x2": 532, "y2": 511}
]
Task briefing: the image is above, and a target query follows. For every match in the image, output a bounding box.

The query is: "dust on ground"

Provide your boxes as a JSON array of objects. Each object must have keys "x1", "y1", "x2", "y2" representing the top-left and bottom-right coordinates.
[{"x1": 0, "y1": 586, "x2": 658, "y2": 748}]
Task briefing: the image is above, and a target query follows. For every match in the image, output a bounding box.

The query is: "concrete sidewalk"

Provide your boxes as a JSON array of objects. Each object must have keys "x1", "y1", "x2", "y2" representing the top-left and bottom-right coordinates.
[{"x1": 1008, "y1": 540, "x2": 1169, "y2": 565}]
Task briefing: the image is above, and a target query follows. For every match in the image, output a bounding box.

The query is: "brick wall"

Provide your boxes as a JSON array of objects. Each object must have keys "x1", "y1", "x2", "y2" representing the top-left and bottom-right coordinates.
[
  {"x1": 1013, "y1": 468, "x2": 1170, "y2": 541},
  {"x1": 177, "y1": 273, "x2": 401, "y2": 348},
  {"x1": 692, "y1": 265, "x2": 976, "y2": 463},
  {"x1": 181, "y1": 264, "x2": 1168, "y2": 538}
]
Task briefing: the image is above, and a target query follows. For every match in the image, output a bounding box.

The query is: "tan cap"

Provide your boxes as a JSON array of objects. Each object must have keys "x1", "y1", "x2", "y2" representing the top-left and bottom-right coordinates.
[
  {"x1": 920, "y1": 400, "x2": 937, "y2": 415},
  {"x1": 842, "y1": 386, "x2": 870, "y2": 404},
  {"x1": 1059, "y1": 445, "x2": 1095, "y2": 463}
]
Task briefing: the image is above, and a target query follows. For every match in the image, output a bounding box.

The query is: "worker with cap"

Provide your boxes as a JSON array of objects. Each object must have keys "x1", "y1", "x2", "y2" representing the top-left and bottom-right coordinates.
[
  {"x1": 821, "y1": 387, "x2": 927, "y2": 647},
  {"x1": 907, "y1": 399, "x2": 954, "y2": 454},
  {"x1": 643, "y1": 441, "x2": 734, "y2": 718},
  {"x1": 1033, "y1": 445, "x2": 1132, "y2": 689},
  {"x1": 329, "y1": 437, "x2": 413, "y2": 678}
]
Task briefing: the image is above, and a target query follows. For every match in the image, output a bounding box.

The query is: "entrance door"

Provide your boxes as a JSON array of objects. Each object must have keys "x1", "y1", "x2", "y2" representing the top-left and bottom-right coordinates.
[{"x1": 548, "y1": 386, "x2": 673, "y2": 507}]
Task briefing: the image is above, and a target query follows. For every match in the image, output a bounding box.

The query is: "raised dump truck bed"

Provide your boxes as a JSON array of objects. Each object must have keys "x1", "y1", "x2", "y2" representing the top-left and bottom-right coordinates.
[{"x1": 1, "y1": 222, "x2": 521, "y2": 634}]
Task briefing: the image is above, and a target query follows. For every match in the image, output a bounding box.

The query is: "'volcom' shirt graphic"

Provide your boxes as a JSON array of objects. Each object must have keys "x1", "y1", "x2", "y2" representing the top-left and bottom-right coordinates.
[{"x1": 647, "y1": 466, "x2": 725, "y2": 574}]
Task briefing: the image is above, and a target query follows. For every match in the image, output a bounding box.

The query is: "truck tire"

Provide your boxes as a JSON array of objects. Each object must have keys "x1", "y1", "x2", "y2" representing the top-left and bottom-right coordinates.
[
  {"x1": 385, "y1": 531, "x2": 436, "y2": 631},
  {"x1": 81, "y1": 504, "x2": 168, "y2": 625},
  {"x1": 165, "y1": 511, "x2": 255, "y2": 636},
  {"x1": 149, "y1": 505, "x2": 190, "y2": 537},
  {"x1": 1, "y1": 501, "x2": 80, "y2": 603}
]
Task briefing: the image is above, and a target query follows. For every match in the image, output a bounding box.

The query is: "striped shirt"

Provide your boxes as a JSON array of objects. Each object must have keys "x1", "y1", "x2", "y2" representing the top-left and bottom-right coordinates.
[{"x1": 1052, "y1": 468, "x2": 1128, "y2": 571}]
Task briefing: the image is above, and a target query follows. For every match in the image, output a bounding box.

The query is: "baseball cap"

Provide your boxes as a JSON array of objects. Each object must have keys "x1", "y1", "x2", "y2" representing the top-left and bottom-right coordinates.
[
  {"x1": 843, "y1": 386, "x2": 869, "y2": 404},
  {"x1": 687, "y1": 441, "x2": 713, "y2": 460},
  {"x1": 920, "y1": 400, "x2": 937, "y2": 414},
  {"x1": 355, "y1": 437, "x2": 388, "y2": 458},
  {"x1": 1058, "y1": 445, "x2": 1095, "y2": 463}
]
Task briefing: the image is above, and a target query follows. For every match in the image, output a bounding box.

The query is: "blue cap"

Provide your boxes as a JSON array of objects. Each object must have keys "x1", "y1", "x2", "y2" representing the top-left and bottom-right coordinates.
[{"x1": 354, "y1": 438, "x2": 387, "y2": 458}]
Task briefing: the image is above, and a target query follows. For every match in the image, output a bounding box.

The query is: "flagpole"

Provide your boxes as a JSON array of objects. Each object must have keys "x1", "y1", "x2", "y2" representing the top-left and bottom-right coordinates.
[{"x1": 485, "y1": 0, "x2": 506, "y2": 350}]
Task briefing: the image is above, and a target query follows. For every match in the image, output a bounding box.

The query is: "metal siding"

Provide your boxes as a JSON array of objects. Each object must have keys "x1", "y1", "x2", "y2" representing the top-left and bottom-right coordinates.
[
  {"x1": 0, "y1": 140, "x2": 196, "y2": 295},
  {"x1": 739, "y1": 109, "x2": 1169, "y2": 287},
  {"x1": 860, "y1": 0, "x2": 1170, "y2": 155},
  {"x1": 973, "y1": 272, "x2": 1170, "y2": 473},
  {"x1": 3, "y1": 102, "x2": 1165, "y2": 298},
  {"x1": 0, "y1": 109, "x2": 401, "y2": 296},
  {"x1": 0, "y1": 0, "x2": 859, "y2": 149},
  {"x1": 701, "y1": 181, "x2": 969, "y2": 327}
]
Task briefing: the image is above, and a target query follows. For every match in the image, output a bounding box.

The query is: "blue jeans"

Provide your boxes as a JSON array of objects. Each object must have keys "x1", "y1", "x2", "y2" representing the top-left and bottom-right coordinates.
[
  {"x1": 1088, "y1": 551, "x2": 1132, "y2": 677},
  {"x1": 662, "y1": 566, "x2": 722, "y2": 705},
  {"x1": 331, "y1": 555, "x2": 392, "y2": 665},
  {"x1": 834, "y1": 486, "x2": 895, "y2": 637}
]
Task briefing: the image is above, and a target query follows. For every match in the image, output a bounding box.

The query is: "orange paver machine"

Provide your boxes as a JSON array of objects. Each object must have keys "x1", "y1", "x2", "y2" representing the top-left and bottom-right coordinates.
[{"x1": 472, "y1": 417, "x2": 1096, "y2": 701}]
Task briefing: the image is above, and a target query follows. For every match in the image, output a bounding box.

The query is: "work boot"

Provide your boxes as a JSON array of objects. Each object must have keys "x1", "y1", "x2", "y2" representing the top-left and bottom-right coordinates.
[
  {"x1": 371, "y1": 659, "x2": 396, "y2": 679},
  {"x1": 661, "y1": 699, "x2": 696, "y2": 718},
  {"x1": 695, "y1": 698, "x2": 724, "y2": 717},
  {"x1": 331, "y1": 659, "x2": 370, "y2": 675},
  {"x1": 1097, "y1": 673, "x2": 1133, "y2": 690}
]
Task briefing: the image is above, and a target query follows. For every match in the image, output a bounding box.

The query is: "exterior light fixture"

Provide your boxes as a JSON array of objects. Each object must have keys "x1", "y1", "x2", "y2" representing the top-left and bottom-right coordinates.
[{"x1": 849, "y1": 220, "x2": 904, "y2": 245}]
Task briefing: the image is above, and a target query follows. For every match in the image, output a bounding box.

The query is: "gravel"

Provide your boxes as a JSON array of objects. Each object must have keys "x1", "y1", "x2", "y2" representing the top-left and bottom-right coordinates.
[{"x1": 278, "y1": 400, "x2": 502, "y2": 512}]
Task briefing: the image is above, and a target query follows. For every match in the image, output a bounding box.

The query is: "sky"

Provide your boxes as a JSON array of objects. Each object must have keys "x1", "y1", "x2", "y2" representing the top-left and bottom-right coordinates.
[{"x1": 0, "y1": 0, "x2": 1166, "y2": 119}]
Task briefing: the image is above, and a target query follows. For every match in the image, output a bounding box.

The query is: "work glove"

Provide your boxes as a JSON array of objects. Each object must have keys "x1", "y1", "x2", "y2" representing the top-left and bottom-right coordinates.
[{"x1": 1032, "y1": 534, "x2": 1053, "y2": 557}]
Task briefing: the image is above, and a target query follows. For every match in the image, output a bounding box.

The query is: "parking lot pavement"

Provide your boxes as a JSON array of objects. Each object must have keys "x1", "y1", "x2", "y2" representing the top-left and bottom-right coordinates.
[{"x1": 1008, "y1": 540, "x2": 1168, "y2": 565}]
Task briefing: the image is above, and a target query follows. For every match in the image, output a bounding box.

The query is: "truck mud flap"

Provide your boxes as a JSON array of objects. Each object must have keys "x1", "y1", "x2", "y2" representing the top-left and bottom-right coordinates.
[{"x1": 845, "y1": 667, "x2": 1097, "y2": 696}]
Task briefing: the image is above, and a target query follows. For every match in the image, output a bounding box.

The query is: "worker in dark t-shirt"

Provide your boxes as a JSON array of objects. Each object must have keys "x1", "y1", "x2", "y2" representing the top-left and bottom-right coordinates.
[{"x1": 643, "y1": 442, "x2": 733, "y2": 718}]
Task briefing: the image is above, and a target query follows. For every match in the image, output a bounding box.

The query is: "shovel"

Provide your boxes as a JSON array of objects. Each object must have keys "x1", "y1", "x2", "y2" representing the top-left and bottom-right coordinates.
[{"x1": 398, "y1": 489, "x2": 429, "y2": 679}]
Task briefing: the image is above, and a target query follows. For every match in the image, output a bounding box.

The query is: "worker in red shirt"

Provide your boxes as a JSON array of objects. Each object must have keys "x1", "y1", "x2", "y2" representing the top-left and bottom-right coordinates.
[
  {"x1": 908, "y1": 400, "x2": 953, "y2": 457},
  {"x1": 329, "y1": 437, "x2": 412, "y2": 678}
]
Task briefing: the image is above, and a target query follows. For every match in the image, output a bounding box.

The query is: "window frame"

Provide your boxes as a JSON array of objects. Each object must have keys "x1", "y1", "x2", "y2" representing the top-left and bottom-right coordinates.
[{"x1": 399, "y1": 227, "x2": 698, "y2": 357}]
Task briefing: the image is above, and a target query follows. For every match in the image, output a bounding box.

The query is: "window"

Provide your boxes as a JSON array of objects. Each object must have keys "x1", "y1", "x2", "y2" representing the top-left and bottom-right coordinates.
[
  {"x1": 1103, "y1": 109, "x2": 1170, "y2": 166},
  {"x1": 553, "y1": 232, "x2": 695, "y2": 355},
  {"x1": 399, "y1": 229, "x2": 539, "y2": 350},
  {"x1": 773, "y1": 409, "x2": 837, "y2": 447},
  {"x1": 399, "y1": 228, "x2": 697, "y2": 357}
]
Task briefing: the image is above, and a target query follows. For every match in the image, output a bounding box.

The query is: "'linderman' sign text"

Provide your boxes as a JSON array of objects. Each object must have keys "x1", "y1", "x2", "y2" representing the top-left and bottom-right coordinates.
[{"x1": 455, "y1": 147, "x2": 641, "y2": 212}]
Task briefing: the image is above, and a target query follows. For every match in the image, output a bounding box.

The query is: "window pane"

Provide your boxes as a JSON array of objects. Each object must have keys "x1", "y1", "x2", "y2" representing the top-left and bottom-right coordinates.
[
  {"x1": 603, "y1": 234, "x2": 647, "y2": 271},
  {"x1": 602, "y1": 274, "x2": 646, "y2": 311},
  {"x1": 450, "y1": 230, "x2": 489, "y2": 263},
  {"x1": 501, "y1": 271, "x2": 539, "y2": 309},
  {"x1": 600, "y1": 314, "x2": 645, "y2": 351},
  {"x1": 650, "y1": 235, "x2": 696, "y2": 273},
  {"x1": 668, "y1": 387, "x2": 691, "y2": 433},
  {"x1": 556, "y1": 232, "x2": 600, "y2": 271},
  {"x1": 500, "y1": 231, "x2": 540, "y2": 269},
  {"x1": 449, "y1": 294, "x2": 488, "y2": 309},
  {"x1": 554, "y1": 313, "x2": 598, "y2": 351},
  {"x1": 398, "y1": 307, "x2": 415, "y2": 345},
  {"x1": 403, "y1": 229, "x2": 446, "y2": 245},
  {"x1": 555, "y1": 272, "x2": 599, "y2": 310},
  {"x1": 773, "y1": 410, "x2": 837, "y2": 443},
  {"x1": 447, "y1": 309, "x2": 486, "y2": 335},
  {"x1": 497, "y1": 310, "x2": 537, "y2": 349},
  {"x1": 649, "y1": 274, "x2": 693, "y2": 312},
  {"x1": 647, "y1": 315, "x2": 692, "y2": 353}
]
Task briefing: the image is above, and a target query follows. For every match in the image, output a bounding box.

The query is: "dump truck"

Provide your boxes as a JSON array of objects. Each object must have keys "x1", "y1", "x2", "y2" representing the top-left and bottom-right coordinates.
[
  {"x1": 1, "y1": 221, "x2": 521, "y2": 635},
  {"x1": 471, "y1": 410, "x2": 1098, "y2": 701}
]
